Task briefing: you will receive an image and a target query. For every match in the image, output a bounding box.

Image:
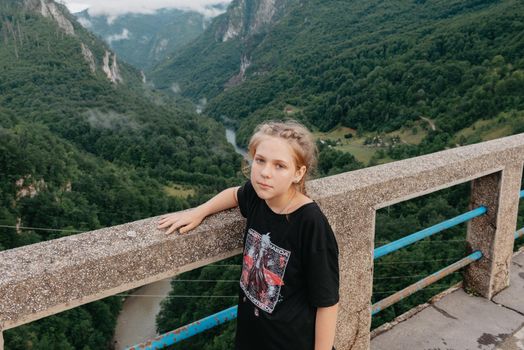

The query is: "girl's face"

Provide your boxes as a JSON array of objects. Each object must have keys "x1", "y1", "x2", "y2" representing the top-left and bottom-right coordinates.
[{"x1": 250, "y1": 136, "x2": 306, "y2": 207}]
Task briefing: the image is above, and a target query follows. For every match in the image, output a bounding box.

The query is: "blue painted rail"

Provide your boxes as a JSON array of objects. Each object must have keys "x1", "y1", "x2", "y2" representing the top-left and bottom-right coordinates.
[
  {"x1": 370, "y1": 189, "x2": 524, "y2": 313},
  {"x1": 517, "y1": 191, "x2": 524, "y2": 240},
  {"x1": 516, "y1": 228, "x2": 524, "y2": 240},
  {"x1": 127, "y1": 189, "x2": 524, "y2": 349},
  {"x1": 125, "y1": 306, "x2": 238, "y2": 350},
  {"x1": 371, "y1": 250, "x2": 483, "y2": 315},
  {"x1": 374, "y1": 206, "x2": 486, "y2": 260}
]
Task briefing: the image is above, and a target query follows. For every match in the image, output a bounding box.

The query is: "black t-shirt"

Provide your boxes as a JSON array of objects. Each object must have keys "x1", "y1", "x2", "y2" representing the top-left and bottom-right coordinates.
[{"x1": 235, "y1": 180, "x2": 339, "y2": 350}]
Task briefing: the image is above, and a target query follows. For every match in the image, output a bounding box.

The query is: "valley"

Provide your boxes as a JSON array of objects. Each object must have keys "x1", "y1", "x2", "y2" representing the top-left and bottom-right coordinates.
[{"x1": 1, "y1": 0, "x2": 523, "y2": 348}]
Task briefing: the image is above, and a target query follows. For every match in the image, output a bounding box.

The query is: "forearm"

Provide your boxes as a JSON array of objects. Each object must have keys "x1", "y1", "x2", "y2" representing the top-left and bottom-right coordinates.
[
  {"x1": 315, "y1": 303, "x2": 338, "y2": 350},
  {"x1": 197, "y1": 186, "x2": 239, "y2": 217},
  {"x1": 158, "y1": 186, "x2": 239, "y2": 234}
]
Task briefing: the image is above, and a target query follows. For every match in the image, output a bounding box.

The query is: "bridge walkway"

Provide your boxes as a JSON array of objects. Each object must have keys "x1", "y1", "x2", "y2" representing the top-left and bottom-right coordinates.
[{"x1": 371, "y1": 248, "x2": 524, "y2": 350}]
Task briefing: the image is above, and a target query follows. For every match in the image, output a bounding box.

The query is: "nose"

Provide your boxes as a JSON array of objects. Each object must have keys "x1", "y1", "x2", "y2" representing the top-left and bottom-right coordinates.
[{"x1": 260, "y1": 163, "x2": 271, "y2": 178}]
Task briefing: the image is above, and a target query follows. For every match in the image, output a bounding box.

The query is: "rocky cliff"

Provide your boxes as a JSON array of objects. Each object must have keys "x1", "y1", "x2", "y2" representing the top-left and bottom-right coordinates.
[
  {"x1": 217, "y1": 0, "x2": 297, "y2": 41},
  {"x1": 20, "y1": 0, "x2": 124, "y2": 84}
]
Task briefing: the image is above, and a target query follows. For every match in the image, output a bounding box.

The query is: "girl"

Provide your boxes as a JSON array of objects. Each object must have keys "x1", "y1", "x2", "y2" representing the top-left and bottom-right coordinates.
[{"x1": 157, "y1": 120, "x2": 339, "y2": 350}]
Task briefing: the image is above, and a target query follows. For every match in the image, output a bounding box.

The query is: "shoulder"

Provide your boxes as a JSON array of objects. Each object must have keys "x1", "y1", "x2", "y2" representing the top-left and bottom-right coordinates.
[
  {"x1": 238, "y1": 179, "x2": 253, "y2": 191},
  {"x1": 237, "y1": 180, "x2": 260, "y2": 218},
  {"x1": 295, "y1": 202, "x2": 329, "y2": 224},
  {"x1": 295, "y1": 202, "x2": 336, "y2": 239}
]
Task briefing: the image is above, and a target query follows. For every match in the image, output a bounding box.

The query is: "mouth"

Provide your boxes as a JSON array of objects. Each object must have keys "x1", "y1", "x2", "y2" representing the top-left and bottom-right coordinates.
[{"x1": 257, "y1": 182, "x2": 272, "y2": 189}]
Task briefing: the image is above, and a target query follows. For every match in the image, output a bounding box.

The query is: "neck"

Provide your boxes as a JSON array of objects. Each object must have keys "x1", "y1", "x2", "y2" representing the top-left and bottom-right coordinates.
[{"x1": 266, "y1": 187, "x2": 297, "y2": 214}]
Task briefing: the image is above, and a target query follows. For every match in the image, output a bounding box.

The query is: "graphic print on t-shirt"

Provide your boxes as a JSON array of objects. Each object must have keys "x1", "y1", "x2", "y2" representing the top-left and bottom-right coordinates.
[{"x1": 240, "y1": 228, "x2": 291, "y2": 313}]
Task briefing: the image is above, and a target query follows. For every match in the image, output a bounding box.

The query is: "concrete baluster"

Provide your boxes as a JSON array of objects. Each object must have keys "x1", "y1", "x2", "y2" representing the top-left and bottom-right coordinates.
[
  {"x1": 319, "y1": 196, "x2": 375, "y2": 350},
  {"x1": 465, "y1": 163, "x2": 524, "y2": 298},
  {"x1": 1, "y1": 330, "x2": 4, "y2": 350}
]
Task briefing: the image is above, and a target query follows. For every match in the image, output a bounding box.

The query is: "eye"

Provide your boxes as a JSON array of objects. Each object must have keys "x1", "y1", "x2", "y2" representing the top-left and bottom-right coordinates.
[
  {"x1": 255, "y1": 158, "x2": 264, "y2": 164},
  {"x1": 275, "y1": 163, "x2": 286, "y2": 169}
]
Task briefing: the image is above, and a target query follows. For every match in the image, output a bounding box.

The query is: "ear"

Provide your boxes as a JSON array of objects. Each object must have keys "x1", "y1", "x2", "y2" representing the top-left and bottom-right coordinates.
[{"x1": 294, "y1": 165, "x2": 307, "y2": 183}]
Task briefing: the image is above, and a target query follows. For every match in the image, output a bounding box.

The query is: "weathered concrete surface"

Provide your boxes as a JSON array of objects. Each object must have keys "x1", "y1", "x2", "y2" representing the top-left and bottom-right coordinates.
[
  {"x1": 371, "y1": 250, "x2": 524, "y2": 350},
  {"x1": 495, "y1": 325, "x2": 524, "y2": 350},
  {"x1": 0, "y1": 209, "x2": 246, "y2": 331},
  {"x1": 493, "y1": 250, "x2": 524, "y2": 314},
  {"x1": 465, "y1": 164, "x2": 523, "y2": 299}
]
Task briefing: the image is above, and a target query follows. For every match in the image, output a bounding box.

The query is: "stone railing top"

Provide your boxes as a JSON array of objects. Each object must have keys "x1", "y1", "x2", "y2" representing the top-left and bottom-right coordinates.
[
  {"x1": 0, "y1": 209, "x2": 246, "y2": 330},
  {"x1": 1, "y1": 132, "x2": 523, "y2": 333},
  {"x1": 308, "y1": 133, "x2": 524, "y2": 209}
]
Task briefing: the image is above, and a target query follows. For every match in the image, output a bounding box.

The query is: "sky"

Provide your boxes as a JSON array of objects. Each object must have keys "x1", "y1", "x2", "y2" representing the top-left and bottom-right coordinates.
[{"x1": 60, "y1": 0, "x2": 231, "y2": 17}]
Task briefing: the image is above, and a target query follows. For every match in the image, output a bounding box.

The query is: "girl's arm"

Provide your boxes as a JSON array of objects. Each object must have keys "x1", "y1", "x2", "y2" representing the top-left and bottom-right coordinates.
[
  {"x1": 315, "y1": 303, "x2": 338, "y2": 350},
  {"x1": 157, "y1": 186, "x2": 240, "y2": 234}
]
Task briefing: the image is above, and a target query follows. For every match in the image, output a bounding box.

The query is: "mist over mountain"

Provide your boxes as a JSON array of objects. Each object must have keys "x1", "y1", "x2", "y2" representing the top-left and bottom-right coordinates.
[
  {"x1": 150, "y1": 0, "x2": 298, "y2": 97},
  {"x1": 74, "y1": 8, "x2": 213, "y2": 71}
]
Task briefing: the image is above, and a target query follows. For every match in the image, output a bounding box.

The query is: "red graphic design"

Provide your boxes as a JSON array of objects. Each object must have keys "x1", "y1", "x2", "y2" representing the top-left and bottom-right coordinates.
[{"x1": 240, "y1": 229, "x2": 291, "y2": 313}]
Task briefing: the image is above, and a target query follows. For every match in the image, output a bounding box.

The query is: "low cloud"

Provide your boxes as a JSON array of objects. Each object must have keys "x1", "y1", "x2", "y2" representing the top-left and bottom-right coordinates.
[
  {"x1": 84, "y1": 109, "x2": 140, "y2": 131},
  {"x1": 171, "y1": 82, "x2": 181, "y2": 94},
  {"x1": 196, "y1": 97, "x2": 207, "y2": 114},
  {"x1": 106, "y1": 28, "x2": 130, "y2": 44},
  {"x1": 61, "y1": 1, "x2": 90, "y2": 13},
  {"x1": 77, "y1": 17, "x2": 92, "y2": 28},
  {"x1": 63, "y1": 0, "x2": 231, "y2": 18}
]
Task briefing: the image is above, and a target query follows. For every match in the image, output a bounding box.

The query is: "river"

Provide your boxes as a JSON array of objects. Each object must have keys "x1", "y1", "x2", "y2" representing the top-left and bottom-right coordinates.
[
  {"x1": 112, "y1": 127, "x2": 245, "y2": 349},
  {"x1": 225, "y1": 127, "x2": 247, "y2": 158},
  {"x1": 113, "y1": 278, "x2": 173, "y2": 349}
]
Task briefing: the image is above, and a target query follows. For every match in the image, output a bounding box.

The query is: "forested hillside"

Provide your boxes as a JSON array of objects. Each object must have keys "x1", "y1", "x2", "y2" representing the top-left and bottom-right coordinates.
[
  {"x1": 0, "y1": 0, "x2": 241, "y2": 192},
  {"x1": 150, "y1": 0, "x2": 299, "y2": 99},
  {"x1": 152, "y1": 0, "x2": 523, "y2": 154},
  {"x1": 0, "y1": 0, "x2": 241, "y2": 348}
]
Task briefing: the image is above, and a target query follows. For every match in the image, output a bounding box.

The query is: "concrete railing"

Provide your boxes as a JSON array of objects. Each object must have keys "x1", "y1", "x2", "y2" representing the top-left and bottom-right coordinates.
[{"x1": 1, "y1": 133, "x2": 524, "y2": 350}]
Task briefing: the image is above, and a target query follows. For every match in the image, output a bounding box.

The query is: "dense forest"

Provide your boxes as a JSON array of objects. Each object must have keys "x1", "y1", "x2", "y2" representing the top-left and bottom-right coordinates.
[
  {"x1": 1, "y1": 0, "x2": 523, "y2": 349},
  {"x1": 0, "y1": 0, "x2": 242, "y2": 348},
  {"x1": 151, "y1": 0, "x2": 523, "y2": 153},
  {"x1": 0, "y1": 0, "x2": 242, "y2": 197}
]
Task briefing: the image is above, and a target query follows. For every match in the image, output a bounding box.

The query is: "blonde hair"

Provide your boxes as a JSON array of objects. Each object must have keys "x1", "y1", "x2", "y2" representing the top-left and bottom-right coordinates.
[{"x1": 247, "y1": 120, "x2": 317, "y2": 194}]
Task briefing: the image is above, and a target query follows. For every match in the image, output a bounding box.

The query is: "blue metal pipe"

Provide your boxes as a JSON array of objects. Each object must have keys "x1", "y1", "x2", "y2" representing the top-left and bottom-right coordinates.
[
  {"x1": 372, "y1": 250, "x2": 483, "y2": 315},
  {"x1": 374, "y1": 206, "x2": 487, "y2": 260},
  {"x1": 516, "y1": 227, "x2": 524, "y2": 240},
  {"x1": 514, "y1": 189, "x2": 523, "y2": 238},
  {"x1": 126, "y1": 305, "x2": 238, "y2": 350}
]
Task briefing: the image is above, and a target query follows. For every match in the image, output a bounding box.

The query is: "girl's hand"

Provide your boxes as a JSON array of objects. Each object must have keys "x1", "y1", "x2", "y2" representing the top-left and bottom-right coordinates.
[
  {"x1": 157, "y1": 208, "x2": 206, "y2": 235},
  {"x1": 157, "y1": 186, "x2": 239, "y2": 235}
]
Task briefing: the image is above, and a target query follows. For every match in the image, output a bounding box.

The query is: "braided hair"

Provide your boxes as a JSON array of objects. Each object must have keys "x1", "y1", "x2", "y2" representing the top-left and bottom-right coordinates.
[{"x1": 246, "y1": 120, "x2": 317, "y2": 195}]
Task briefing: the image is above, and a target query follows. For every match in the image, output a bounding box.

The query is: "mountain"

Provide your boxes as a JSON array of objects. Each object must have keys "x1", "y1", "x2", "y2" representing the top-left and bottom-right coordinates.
[
  {"x1": 149, "y1": 0, "x2": 298, "y2": 99},
  {"x1": 0, "y1": 1, "x2": 241, "y2": 347},
  {"x1": 150, "y1": 0, "x2": 524, "y2": 152},
  {"x1": 0, "y1": 0, "x2": 240, "y2": 191},
  {"x1": 74, "y1": 8, "x2": 211, "y2": 72}
]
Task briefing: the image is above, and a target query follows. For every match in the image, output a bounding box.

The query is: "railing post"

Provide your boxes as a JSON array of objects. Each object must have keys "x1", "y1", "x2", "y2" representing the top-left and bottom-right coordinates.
[
  {"x1": 465, "y1": 163, "x2": 524, "y2": 299},
  {"x1": 320, "y1": 200, "x2": 375, "y2": 350},
  {"x1": 1, "y1": 330, "x2": 4, "y2": 350}
]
